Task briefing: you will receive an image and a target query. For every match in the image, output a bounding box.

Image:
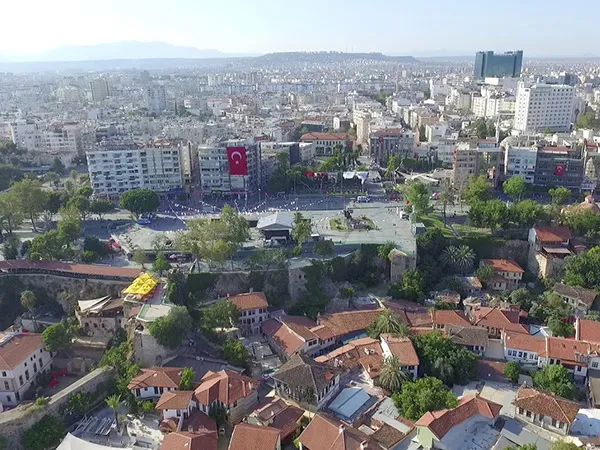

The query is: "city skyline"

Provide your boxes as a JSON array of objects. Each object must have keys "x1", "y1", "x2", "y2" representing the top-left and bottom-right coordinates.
[{"x1": 2, "y1": 0, "x2": 600, "y2": 59}]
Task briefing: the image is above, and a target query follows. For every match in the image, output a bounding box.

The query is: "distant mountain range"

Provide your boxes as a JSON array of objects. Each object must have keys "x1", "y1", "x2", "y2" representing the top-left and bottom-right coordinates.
[{"x1": 1, "y1": 41, "x2": 256, "y2": 62}]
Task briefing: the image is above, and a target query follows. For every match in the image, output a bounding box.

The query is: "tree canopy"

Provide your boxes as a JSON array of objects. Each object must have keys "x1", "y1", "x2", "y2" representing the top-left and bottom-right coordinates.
[
  {"x1": 462, "y1": 175, "x2": 493, "y2": 206},
  {"x1": 503, "y1": 176, "x2": 527, "y2": 201},
  {"x1": 441, "y1": 245, "x2": 475, "y2": 274},
  {"x1": 21, "y1": 415, "x2": 66, "y2": 450},
  {"x1": 201, "y1": 301, "x2": 241, "y2": 330},
  {"x1": 504, "y1": 361, "x2": 520, "y2": 383},
  {"x1": 367, "y1": 310, "x2": 410, "y2": 339},
  {"x1": 413, "y1": 331, "x2": 478, "y2": 385},
  {"x1": 119, "y1": 189, "x2": 160, "y2": 218},
  {"x1": 148, "y1": 306, "x2": 193, "y2": 349},
  {"x1": 180, "y1": 367, "x2": 196, "y2": 390},
  {"x1": 402, "y1": 180, "x2": 430, "y2": 215},
  {"x1": 564, "y1": 246, "x2": 600, "y2": 289},
  {"x1": 534, "y1": 364, "x2": 579, "y2": 400},
  {"x1": 42, "y1": 322, "x2": 71, "y2": 352},
  {"x1": 392, "y1": 376, "x2": 458, "y2": 421},
  {"x1": 222, "y1": 339, "x2": 249, "y2": 367},
  {"x1": 11, "y1": 178, "x2": 46, "y2": 232},
  {"x1": 379, "y1": 356, "x2": 407, "y2": 393},
  {"x1": 292, "y1": 212, "x2": 313, "y2": 246}
]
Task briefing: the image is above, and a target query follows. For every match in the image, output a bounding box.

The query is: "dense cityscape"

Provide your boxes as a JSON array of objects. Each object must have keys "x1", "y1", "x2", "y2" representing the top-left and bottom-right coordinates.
[{"x1": 2, "y1": 35, "x2": 600, "y2": 450}]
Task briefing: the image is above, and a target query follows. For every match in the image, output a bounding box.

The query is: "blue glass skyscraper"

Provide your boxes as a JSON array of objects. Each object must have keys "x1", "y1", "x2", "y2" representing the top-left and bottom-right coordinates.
[{"x1": 474, "y1": 50, "x2": 523, "y2": 79}]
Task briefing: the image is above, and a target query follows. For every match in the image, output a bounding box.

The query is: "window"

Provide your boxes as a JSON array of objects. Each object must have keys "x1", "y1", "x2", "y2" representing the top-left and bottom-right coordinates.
[
  {"x1": 1, "y1": 372, "x2": 5, "y2": 377},
  {"x1": 19, "y1": 375, "x2": 23, "y2": 386},
  {"x1": 593, "y1": 362, "x2": 599, "y2": 369},
  {"x1": 4, "y1": 382, "x2": 9, "y2": 390}
]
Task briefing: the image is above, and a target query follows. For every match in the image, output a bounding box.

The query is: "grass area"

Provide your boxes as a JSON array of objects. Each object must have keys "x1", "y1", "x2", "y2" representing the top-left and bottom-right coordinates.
[
  {"x1": 418, "y1": 215, "x2": 454, "y2": 238},
  {"x1": 330, "y1": 218, "x2": 345, "y2": 231}
]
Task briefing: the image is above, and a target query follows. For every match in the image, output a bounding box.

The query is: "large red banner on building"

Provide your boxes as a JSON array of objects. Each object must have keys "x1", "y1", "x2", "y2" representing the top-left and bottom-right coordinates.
[{"x1": 227, "y1": 146, "x2": 248, "y2": 176}]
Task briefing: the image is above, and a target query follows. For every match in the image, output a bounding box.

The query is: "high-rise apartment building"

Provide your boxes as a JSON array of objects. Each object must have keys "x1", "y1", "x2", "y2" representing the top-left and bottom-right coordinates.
[
  {"x1": 45, "y1": 123, "x2": 82, "y2": 155},
  {"x1": 90, "y1": 77, "x2": 110, "y2": 103},
  {"x1": 87, "y1": 136, "x2": 183, "y2": 198},
  {"x1": 9, "y1": 119, "x2": 44, "y2": 151},
  {"x1": 514, "y1": 83, "x2": 575, "y2": 133},
  {"x1": 474, "y1": 51, "x2": 523, "y2": 79},
  {"x1": 145, "y1": 84, "x2": 167, "y2": 115}
]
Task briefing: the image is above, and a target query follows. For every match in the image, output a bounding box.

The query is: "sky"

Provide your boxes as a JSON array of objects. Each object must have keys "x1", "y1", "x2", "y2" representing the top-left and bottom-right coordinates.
[{"x1": 2, "y1": 0, "x2": 599, "y2": 57}]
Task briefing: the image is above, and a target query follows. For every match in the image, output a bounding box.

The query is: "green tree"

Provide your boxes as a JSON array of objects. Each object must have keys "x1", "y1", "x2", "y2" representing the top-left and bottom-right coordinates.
[
  {"x1": 504, "y1": 361, "x2": 520, "y2": 383},
  {"x1": 549, "y1": 186, "x2": 571, "y2": 207},
  {"x1": 201, "y1": 301, "x2": 241, "y2": 330},
  {"x1": 11, "y1": 178, "x2": 46, "y2": 232},
  {"x1": 43, "y1": 171, "x2": 61, "y2": 190},
  {"x1": 507, "y1": 288, "x2": 537, "y2": 312},
  {"x1": 413, "y1": 331, "x2": 477, "y2": 385},
  {"x1": 1, "y1": 234, "x2": 20, "y2": 259},
  {"x1": 21, "y1": 415, "x2": 66, "y2": 450},
  {"x1": 29, "y1": 230, "x2": 64, "y2": 260},
  {"x1": 503, "y1": 176, "x2": 527, "y2": 201},
  {"x1": 292, "y1": 212, "x2": 312, "y2": 247},
  {"x1": 476, "y1": 264, "x2": 496, "y2": 287},
  {"x1": 105, "y1": 394, "x2": 124, "y2": 431},
  {"x1": 179, "y1": 367, "x2": 195, "y2": 390},
  {"x1": 548, "y1": 316, "x2": 574, "y2": 338},
  {"x1": 222, "y1": 339, "x2": 249, "y2": 367},
  {"x1": 89, "y1": 199, "x2": 113, "y2": 219},
  {"x1": 152, "y1": 252, "x2": 172, "y2": 275},
  {"x1": 534, "y1": 365, "x2": 579, "y2": 400},
  {"x1": 462, "y1": 175, "x2": 493, "y2": 206},
  {"x1": 20, "y1": 290, "x2": 37, "y2": 331},
  {"x1": 119, "y1": 189, "x2": 160, "y2": 219},
  {"x1": 314, "y1": 239, "x2": 335, "y2": 257},
  {"x1": 468, "y1": 199, "x2": 510, "y2": 231},
  {"x1": 0, "y1": 435, "x2": 8, "y2": 450},
  {"x1": 148, "y1": 306, "x2": 192, "y2": 349},
  {"x1": 441, "y1": 245, "x2": 475, "y2": 274},
  {"x1": 220, "y1": 204, "x2": 250, "y2": 247},
  {"x1": 400, "y1": 268, "x2": 425, "y2": 302},
  {"x1": 67, "y1": 194, "x2": 91, "y2": 220},
  {"x1": 392, "y1": 377, "x2": 458, "y2": 421},
  {"x1": 132, "y1": 249, "x2": 149, "y2": 269},
  {"x1": 385, "y1": 155, "x2": 400, "y2": 179},
  {"x1": 564, "y1": 246, "x2": 600, "y2": 288},
  {"x1": 472, "y1": 118, "x2": 489, "y2": 139},
  {"x1": 439, "y1": 186, "x2": 455, "y2": 224},
  {"x1": 50, "y1": 157, "x2": 66, "y2": 175},
  {"x1": 402, "y1": 180, "x2": 430, "y2": 215},
  {"x1": 176, "y1": 218, "x2": 237, "y2": 268},
  {"x1": 209, "y1": 404, "x2": 229, "y2": 426},
  {"x1": 379, "y1": 356, "x2": 408, "y2": 393},
  {"x1": 419, "y1": 125, "x2": 427, "y2": 142},
  {"x1": 367, "y1": 310, "x2": 410, "y2": 339},
  {"x1": 244, "y1": 249, "x2": 287, "y2": 271},
  {"x1": 0, "y1": 164, "x2": 24, "y2": 191},
  {"x1": 550, "y1": 441, "x2": 579, "y2": 450},
  {"x1": 0, "y1": 191, "x2": 23, "y2": 234},
  {"x1": 511, "y1": 200, "x2": 547, "y2": 227},
  {"x1": 42, "y1": 322, "x2": 71, "y2": 352},
  {"x1": 377, "y1": 241, "x2": 396, "y2": 259}
]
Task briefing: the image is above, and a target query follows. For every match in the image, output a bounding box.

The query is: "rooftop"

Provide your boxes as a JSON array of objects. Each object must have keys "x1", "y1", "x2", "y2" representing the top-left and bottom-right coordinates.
[
  {"x1": 513, "y1": 386, "x2": 580, "y2": 424},
  {"x1": 228, "y1": 292, "x2": 269, "y2": 311},
  {"x1": 0, "y1": 333, "x2": 43, "y2": 371},
  {"x1": 228, "y1": 423, "x2": 280, "y2": 450}
]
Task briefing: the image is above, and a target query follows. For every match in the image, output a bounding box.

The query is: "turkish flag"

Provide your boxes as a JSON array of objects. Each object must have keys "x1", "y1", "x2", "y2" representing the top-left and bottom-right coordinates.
[
  {"x1": 555, "y1": 164, "x2": 566, "y2": 176},
  {"x1": 227, "y1": 146, "x2": 248, "y2": 175}
]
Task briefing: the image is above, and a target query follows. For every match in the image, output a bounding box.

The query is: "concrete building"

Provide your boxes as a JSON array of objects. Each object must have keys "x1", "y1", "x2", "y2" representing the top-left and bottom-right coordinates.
[
  {"x1": 504, "y1": 146, "x2": 538, "y2": 183},
  {"x1": 87, "y1": 136, "x2": 184, "y2": 197},
  {"x1": 45, "y1": 122, "x2": 82, "y2": 156},
  {"x1": 300, "y1": 132, "x2": 353, "y2": 156},
  {"x1": 533, "y1": 146, "x2": 584, "y2": 189},
  {"x1": 228, "y1": 292, "x2": 269, "y2": 335},
  {"x1": 90, "y1": 77, "x2": 110, "y2": 103},
  {"x1": 9, "y1": 119, "x2": 44, "y2": 151},
  {"x1": 198, "y1": 138, "x2": 260, "y2": 201},
  {"x1": 479, "y1": 259, "x2": 524, "y2": 291},
  {"x1": 145, "y1": 84, "x2": 167, "y2": 115},
  {"x1": 474, "y1": 50, "x2": 523, "y2": 79},
  {"x1": 514, "y1": 83, "x2": 575, "y2": 133},
  {"x1": 452, "y1": 142, "x2": 479, "y2": 190},
  {"x1": 369, "y1": 128, "x2": 415, "y2": 166},
  {"x1": 128, "y1": 367, "x2": 183, "y2": 400},
  {"x1": 0, "y1": 332, "x2": 54, "y2": 406}
]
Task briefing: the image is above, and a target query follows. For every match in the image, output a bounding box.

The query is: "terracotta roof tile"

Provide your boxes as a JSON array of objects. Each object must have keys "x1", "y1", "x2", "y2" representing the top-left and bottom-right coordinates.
[
  {"x1": 554, "y1": 283, "x2": 597, "y2": 308},
  {"x1": 160, "y1": 431, "x2": 217, "y2": 450},
  {"x1": 0, "y1": 259, "x2": 141, "y2": 279},
  {"x1": 480, "y1": 259, "x2": 524, "y2": 273},
  {"x1": 472, "y1": 307, "x2": 529, "y2": 334},
  {"x1": 298, "y1": 413, "x2": 383, "y2": 450},
  {"x1": 254, "y1": 398, "x2": 288, "y2": 422},
  {"x1": 300, "y1": 132, "x2": 352, "y2": 142},
  {"x1": 415, "y1": 395, "x2": 501, "y2": 439},
  {"x1": 194, "y1": 370, "x2": 258, "y2": 407},
  {"x1": 513, "y1": 386, "x2": 580, "y2": 424},
  {"x1": 432, "y1": 310, "x2": 471, "y2": 328},
  {"x1": 315, "y1": 337, "x2": 383, "y2": 375},
  {"x1": 181, "y1": 410, "x2": 217, "y2": 435},
  {"x1": 318, "y1": 309, "x2": 385, "y2": 338},
  {"x1": 228, "y1": 423, "x2": 280, "y2": 450},
  {"x1": 533, "y1": 227, "x2": 572, "y2": 243},
  {"x1": 269, "y1": 405, "x2": 305, "y2": 439},
  {"x1": 0, "y1": 333, "x2": 43, "y2": 371},
  {"x1": 155, "y1": 391, "x2": 194, "y2": 410},
  {"x1": 445, "y1": 325, "x2": 489, "y2": 348},
  {"x1": 310, "y1": 324, "x2": 336, "y2": 340},
  {"x1": 576, "y1": 318, "x2": 600, "y2": 343},
  {"x1": 371, "y1": 423, "x2": 406, "y2": 448},
  {"x1": 229, "y1": 292, "x2": 268, "y2": 311},
  {"x1": 272, "y1": 353, "x2": 341, "y2": 394},
  {"x1": 503, "y1": 331, "x2": 545, "y2": 354},
  {"x1": 380, "y1": 335, "x2": 420, "y2": 366},
  {"x1": 128, "y1": 367, "x2": 183, "y2": 390},
  {"x1": 540, "y1": 337, "x2": 591, "y2": 365}
]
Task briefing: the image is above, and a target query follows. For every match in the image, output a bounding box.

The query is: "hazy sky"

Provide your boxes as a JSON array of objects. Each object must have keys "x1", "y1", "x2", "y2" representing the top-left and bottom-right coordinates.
[{"x1": 2, "y1": 0, "x2": 598, "y2": 56}]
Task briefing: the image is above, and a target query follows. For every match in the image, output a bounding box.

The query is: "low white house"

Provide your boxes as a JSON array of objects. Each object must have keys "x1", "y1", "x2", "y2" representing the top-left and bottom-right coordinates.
[{"x1": 128, "y1": 367, "x2": 183, "y2": 400}]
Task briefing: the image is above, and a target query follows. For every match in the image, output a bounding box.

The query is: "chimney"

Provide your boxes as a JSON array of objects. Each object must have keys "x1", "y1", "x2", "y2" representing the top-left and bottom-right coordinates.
[
  {"x1": 360, "y1": 441, "x2": 369, "y2": 449},
  {"x1": 249, "y1": 287, "x2": 254, "y2": 293},
  {"x1": 339, "y1": 424, "x2": 345, "y2": 434}
]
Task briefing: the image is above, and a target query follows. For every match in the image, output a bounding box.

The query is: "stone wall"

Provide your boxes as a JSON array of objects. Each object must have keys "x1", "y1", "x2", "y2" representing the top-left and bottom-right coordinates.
[
  {"x1": 0, "y1": 367, "x2": 113, "y2": 450},
  {"x1": 133, "y1": 330, "x2": 177, "y2": 367}
]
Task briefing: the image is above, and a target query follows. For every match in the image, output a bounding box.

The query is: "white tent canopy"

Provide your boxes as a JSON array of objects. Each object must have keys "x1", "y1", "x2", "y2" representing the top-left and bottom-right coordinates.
[
  {"x1": 57, "y1": 433, "x2": 134, "y2": 450},
  {"x1": 77, "y1": 296, "x2": 112, "y2": 314}
]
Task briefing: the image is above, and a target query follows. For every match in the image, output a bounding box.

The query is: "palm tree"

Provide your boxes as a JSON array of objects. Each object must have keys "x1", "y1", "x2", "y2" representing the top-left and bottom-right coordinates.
[
  {"x1": 368, "y1": 310, "x2": 410, "y2": 339},
  {"x1": 20, "y1": 290, "x2": 37, "y2": 332},
  {"x1": 379, "y1": 356, "x2": 407, "y2": 393},
  {"x1": 439, "y1": 186, "x2": 455, "y2": 224},
  {"x1": 105, "y1": 394, "x2": 124, "y2": 431},
  {"x1": 441, "y1": 245, "x2": 476, "y2": 274}
]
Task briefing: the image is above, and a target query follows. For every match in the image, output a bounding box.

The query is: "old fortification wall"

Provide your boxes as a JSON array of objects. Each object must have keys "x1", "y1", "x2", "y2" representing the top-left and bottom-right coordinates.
[{"x1": 0, "y1": 367, "x2": 113, "y2": 450}]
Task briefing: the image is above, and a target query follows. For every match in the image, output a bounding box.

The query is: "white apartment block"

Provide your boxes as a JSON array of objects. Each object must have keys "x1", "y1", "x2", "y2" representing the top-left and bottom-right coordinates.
[
  {"x1": 45, "y1": 123, "x2": 82, "y2": 155},
  {"x1": 0, "y1": 333, "x2": 54, "y2": 406},
  {"x1": 87, "y1": 137, "x2": 183, "y2": 197},
  {"x1": 514, "y1": 83, "x2": 575, "y2": 133},
  {"x1": 472, "y1": 96, "x2": 487, "y2": 118},
  {"x1": 198, "y1": 138, "x2": 260, "y2": 198},
  {"x1": 9, "y1": 120, "x2": 44, "y2": 151},
  {"x1": 145, "y1": 84, "x2": 167, "y2": 115},
  {"x1": 504, "y1": 146, "x2": 538, "y2": 183}
]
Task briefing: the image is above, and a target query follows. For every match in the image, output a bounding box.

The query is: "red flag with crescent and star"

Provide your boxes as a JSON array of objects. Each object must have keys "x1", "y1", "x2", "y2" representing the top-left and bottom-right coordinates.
[
  {"x1": 227, "y1": 146, "x2": 248, "y2": 176},
  {"x1": 555, "y1": 164, "x2": 566, "y2": 177}
]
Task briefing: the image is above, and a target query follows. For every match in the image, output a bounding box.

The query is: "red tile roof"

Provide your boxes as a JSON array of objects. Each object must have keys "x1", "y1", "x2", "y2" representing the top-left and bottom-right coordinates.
[
  {"x1": 381, "y1": 334, "x2": 420, "y2": 366},
  {"x1": 0, "y1": 259, "x2": 141, "y2": 279},
  {"x1": 160, "y1": 430, "x2": 217, "y2": 450},
  {"x1": 263, "y1": 319, "x2": 306, "y2": 356},
  {"x1": 472, "y1": 308, "x2": 529, "y2": 334},
  {"x1": 0, "y1": 333, "x2": 43, "y2": 371},
  {"x1": 371, "y1": 128, "x2": 406, "y2": 137},
  {"x1": 310, "y1": 324, "x2": 336, "y2": 340},
  {"x1": 298, "y1": 413, "x2": 383, "y2": 450},
  {"x1": 480, "y1": 259, "x2": 524, "y2": 273},
  {"x1": 432, "y1": 310, "x2": 471, "y2": 328},
  {"x1": 503, "y1": 332, "x2": 545, "y2": 354},
  {"x1": 415, "y1": 395, "x2": 502, "y2": 439},
  {"x1": 128, "y1": 367, "x2": 183, "y2": 390},
  {"x1": 269, "y1": 405, "x2": 305, "y2": 440},
  {"x1": 315, "y1": 337, "x2": 383, "y2": 376},
  {"x1": 155, "y1": 391, "x2": 194, "y2": 410},
  {"x1": 181, "y1": 410, "x2": 217, "y2": 435},
  {"x1": 229, "y1": 292, "x2": 269, "y2": 311},
  {"x1": 318, "y1": 309, "x2": 385, "y2": 338},
  {"x1": 540, "y1": 337, "x2": 591, "y2": 365},
  {"x1": 194, "y1": 370, "x2": 258, "y2": 407},
  {"x1": 576, "y1": 318, "x2": 600, "y2": 343},
  {"x1": 514, "y1": 386, "x2": 580, "y2": 424},
  {"x1": 533, "y1": 227, "x2": 572, "y2": 244},
  {"x1": 228, "y1": 423, "x2": 280, "y2": 450}
]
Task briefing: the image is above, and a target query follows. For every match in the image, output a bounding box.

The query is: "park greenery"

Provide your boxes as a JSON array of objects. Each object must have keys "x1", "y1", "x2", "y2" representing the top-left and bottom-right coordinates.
[
  {"x1": 119, "y1": 189, "x2": 160, "y2": 219},
  {"x1": 21, "y1": 415, "x2": 66, "y2": 450},
  {"x1": 222, "y1": 339, "x2": 250, "y2": 367},
  {"x1": 367, "y1": 310, "x2": 410, "y2": 339},
  {"x1": 392, "y1": 377, "x2": 458, "y2": 421},
  {"x1": 533, "y1": 364, "x2": 580, "y2": 400},
  {"x1": 504, "y1": 361, "x2": 520, "y2": 384},
  {"x1": 148, "y1": 306, "x2": 193, "y2": 349},
  {"x1": 180, "y1": 367, "x2": 196, "y2": 390}
]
